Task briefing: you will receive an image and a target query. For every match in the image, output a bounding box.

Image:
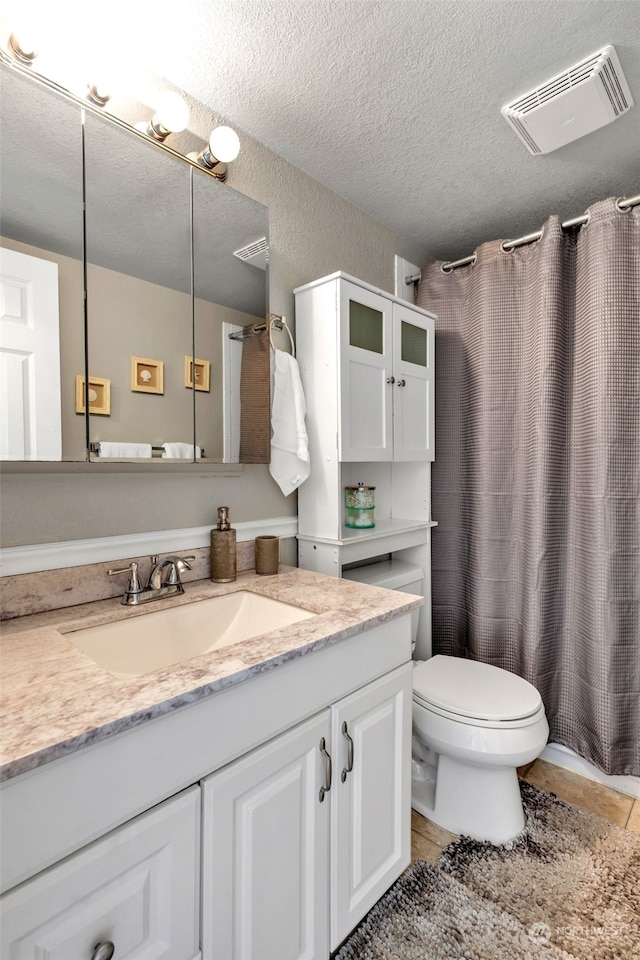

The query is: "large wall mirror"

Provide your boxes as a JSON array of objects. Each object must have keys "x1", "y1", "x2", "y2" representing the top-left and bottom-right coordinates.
[{"x1": 0, "y1": 60, "x2": 269, "y2": 464}]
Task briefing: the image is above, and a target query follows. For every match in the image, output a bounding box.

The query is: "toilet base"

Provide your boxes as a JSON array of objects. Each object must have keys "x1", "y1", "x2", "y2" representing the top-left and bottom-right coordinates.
[{"x1": 412, "y1": 754, "x2": 526, "y2": 844}]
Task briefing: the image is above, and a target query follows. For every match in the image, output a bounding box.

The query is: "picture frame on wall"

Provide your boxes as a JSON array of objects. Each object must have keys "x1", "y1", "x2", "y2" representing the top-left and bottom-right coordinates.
[
  {"x1": 131, "y1": 357, "x2": 164, "y2": 394},
  {"x1": 75, "y1": 375, "x2": 111, "y2": 415},
  {"x1": 184, "y1": 356, "x2": 211, "y2": 392}
]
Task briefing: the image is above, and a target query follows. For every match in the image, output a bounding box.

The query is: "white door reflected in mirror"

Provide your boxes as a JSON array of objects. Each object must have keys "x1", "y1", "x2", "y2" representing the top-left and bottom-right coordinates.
[{"x1": 0, "y1": 247, "x2": 62, "y2": 460}]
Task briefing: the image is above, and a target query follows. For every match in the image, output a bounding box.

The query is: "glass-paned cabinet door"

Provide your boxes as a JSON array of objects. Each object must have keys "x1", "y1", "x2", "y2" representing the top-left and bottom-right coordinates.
[
  {"x1": 400, "y1": 320, "x2": 427, "y2": 367},
  {"x1": 339, "y1": 280, "x2": 393, "y2": 462},
  {"x1": 349, "y1": 301, "x2": 384, "y2": 354},
  {"x1": 0, "y1": 65, "x2": 84, "y2": 461},
  {"x1": 392, "y1": 302, "x2": 434, "y2": 462},
  {"x1": 83, "y1": 115, "x2": 193, "y2": 461}
]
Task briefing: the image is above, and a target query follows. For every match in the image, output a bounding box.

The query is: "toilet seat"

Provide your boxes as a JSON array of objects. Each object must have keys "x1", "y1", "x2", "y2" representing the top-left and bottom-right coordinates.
[{"x1": 413, "y1": 655, "x2": 542, "y2": 724}]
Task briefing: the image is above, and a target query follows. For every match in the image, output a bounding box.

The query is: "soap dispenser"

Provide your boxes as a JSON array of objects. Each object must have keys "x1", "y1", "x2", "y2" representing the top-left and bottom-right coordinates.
[{"x1": 210, "y1": 506, "x2": 237, "y2": 583}]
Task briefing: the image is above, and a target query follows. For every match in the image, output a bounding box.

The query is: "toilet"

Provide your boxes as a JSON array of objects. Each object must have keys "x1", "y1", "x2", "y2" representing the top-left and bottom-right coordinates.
[
  {"x1": 343, "y1": 561, "x2": 549, "y2": 846},
  {"x1": 412, "y1": 655, "x2": 549, "y2": 844}
]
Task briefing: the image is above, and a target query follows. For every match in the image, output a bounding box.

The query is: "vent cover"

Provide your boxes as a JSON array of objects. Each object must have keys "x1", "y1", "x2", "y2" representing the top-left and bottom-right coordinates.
[
  {"x1": 502, "y1": 45, "x2": 634, "y2": 154},
  {"x1": 233, "y1": 237, "x2": 269, "y2": 270}
]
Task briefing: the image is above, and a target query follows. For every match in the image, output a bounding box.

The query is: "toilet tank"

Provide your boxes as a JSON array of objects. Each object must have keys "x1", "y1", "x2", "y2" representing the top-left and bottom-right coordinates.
[{"x1": 342, "y1": 559, "x2": 424, "y2": 650}]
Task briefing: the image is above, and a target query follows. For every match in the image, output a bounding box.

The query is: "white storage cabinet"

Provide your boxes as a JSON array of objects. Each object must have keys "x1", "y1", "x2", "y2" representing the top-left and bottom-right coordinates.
[
  {"x1": 295, "y1": 272, "x2": 437, "y2": 658},
  {"x1": 296, "y1": 274, "x2": 434, "y2": 465}
]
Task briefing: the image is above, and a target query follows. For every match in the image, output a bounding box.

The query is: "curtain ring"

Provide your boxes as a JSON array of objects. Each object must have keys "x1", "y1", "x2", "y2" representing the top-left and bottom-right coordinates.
[
  {"x1": 500, "y1": 240, "x2": 515, "y2": 254},
  {"x1": 616, "y1": 197, "x2": 632, "y2": 213}
]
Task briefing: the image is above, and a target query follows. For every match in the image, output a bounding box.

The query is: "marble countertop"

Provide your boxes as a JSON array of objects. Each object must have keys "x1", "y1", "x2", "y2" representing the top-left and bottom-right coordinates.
[{"x1": 0, "y1": 566, "x2": 420, "y2": 782}]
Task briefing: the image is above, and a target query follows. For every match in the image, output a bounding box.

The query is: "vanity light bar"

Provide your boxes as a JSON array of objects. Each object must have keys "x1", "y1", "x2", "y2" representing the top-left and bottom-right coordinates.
[{"x1": 0, "y1": 52, "x2": 238, "y2": 185}]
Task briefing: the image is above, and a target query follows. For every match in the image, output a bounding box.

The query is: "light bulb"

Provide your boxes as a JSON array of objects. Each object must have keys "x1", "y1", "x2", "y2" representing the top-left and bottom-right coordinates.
[
  {"x1": 208, "y1": 125, "x2": 240, "y2": 163},
  {"x1": 153, "y1": 91, "x2": 190, "y2": 134}
]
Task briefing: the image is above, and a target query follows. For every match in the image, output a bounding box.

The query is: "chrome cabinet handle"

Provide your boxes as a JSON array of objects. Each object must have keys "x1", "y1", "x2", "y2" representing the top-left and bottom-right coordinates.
[
  {"x1": 386, "y1": 376, "x2": 395, "y2": 384},
  {"x1": 341, "y1": 721, "x2": 354, "y2": 782},
  {"x1": 91, "y1": 942, "x2": 115, "y2": 960},
  {"x1": 319, "y1": 737, "x2": 332, "y2": 802},
  {"x1": 397, "y1": 378, "x2": 406, "y2": 387}
]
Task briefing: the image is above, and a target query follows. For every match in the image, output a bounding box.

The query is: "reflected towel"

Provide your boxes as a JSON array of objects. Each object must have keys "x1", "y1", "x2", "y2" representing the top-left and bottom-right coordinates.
[
  {"x1": 269, "y1": 350, "x2": 310, "y2": 496},
  {"x1": 239, "y1": 325, "x2": 271, "y2": 463},
  {"x1": 98, "y1": 441, "x2": 152, "y2": 458},
  {"x1": 162, "y1": 443, "x2": 202, "y2": 459}
]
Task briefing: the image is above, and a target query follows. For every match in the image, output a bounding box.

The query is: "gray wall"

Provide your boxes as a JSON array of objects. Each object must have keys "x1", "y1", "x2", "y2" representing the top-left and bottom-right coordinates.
[{"x1": 0, "y1": 105, "x2": 428, "y2": 549}]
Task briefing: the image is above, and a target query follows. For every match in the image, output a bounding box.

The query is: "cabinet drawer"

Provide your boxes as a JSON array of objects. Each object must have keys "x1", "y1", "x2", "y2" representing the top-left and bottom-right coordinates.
[{"x1": 0, "y1": 787, "x2": 200, "y2": 960}]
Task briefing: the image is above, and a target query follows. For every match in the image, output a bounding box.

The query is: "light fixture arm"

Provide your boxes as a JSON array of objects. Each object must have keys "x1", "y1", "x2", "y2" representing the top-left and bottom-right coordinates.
[
  {"x1": 8, "y1": 33, "x2": 37, "y2": 65},
  {"x1": 196, "y1": 146, "x2": 228, "y2": 180},
  {"x1": 147, "y1": 116, "x2": 173, "y2": 142}
]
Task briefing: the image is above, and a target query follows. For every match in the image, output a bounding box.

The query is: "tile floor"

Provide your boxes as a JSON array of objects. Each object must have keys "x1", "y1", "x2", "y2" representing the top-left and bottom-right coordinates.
[{"x1": 411, "y1": 757, "x2": 640, "y2": 864}]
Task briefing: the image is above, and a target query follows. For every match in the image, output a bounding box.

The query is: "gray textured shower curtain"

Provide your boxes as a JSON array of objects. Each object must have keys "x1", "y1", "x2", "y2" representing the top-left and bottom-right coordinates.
[{"x1": 417, "y1": 197, "x2": 639, "y2": 776}]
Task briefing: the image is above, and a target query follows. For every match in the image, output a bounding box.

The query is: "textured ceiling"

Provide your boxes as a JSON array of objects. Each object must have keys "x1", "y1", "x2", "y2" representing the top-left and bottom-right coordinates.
[{"x1": 8, "y1": 1, "x2": 640, "y2": 262}]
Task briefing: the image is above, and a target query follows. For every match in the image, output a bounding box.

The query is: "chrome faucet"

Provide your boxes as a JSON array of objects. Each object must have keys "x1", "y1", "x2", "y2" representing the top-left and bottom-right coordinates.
[{"x1": 108, "y1": 554, "x2": 195, "y2": 605}]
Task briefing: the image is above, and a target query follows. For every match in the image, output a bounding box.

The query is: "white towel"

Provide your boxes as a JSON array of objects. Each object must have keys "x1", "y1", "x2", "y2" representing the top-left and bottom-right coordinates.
[
  {"x1": 162, "y1": 443, "x2": 202, "y2": 459},
  {"x1": 98, "y1": 441, "x2": 152, "y2": 458},
  {"x1": 269, "y1": 350, "x2": 310, "y2": 496}
]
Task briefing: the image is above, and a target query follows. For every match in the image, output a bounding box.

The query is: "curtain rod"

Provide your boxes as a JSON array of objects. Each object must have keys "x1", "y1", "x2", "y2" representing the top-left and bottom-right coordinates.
[{"x1": 431, "y1": 194, "x2": 640, "y2": 274}]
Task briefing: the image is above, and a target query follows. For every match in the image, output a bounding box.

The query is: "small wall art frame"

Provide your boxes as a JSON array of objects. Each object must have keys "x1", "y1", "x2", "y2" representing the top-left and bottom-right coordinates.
[
  {"x1": 131, "y1": 357, "x2": 164, "y2": 394},
  {"x1": 184, "y1": 356, "x2": 211, "y2": 392},
  {"x1": 75, "y1": 375, "x2": 111, "y2": 415}
]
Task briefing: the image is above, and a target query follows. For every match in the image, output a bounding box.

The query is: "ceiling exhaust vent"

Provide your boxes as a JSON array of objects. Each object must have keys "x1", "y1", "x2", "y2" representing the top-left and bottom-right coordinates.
[
  {"x1": 233, "y1": 237, "x2": 269, "y2": 270},
  {"x1": 502, "y1": 45, "x2": 634, "y2": 155}
]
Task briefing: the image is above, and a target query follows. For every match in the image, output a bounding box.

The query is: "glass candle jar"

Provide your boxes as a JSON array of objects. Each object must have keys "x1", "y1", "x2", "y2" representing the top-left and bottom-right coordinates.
[{"x1": 345, "y1": 483, "x2": 375, "y2": 528}]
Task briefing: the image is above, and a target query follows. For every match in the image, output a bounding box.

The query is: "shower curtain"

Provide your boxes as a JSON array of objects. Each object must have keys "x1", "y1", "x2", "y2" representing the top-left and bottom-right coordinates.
[{"x1": 416, "y1": 197, "x2": 639, "y2": 777}]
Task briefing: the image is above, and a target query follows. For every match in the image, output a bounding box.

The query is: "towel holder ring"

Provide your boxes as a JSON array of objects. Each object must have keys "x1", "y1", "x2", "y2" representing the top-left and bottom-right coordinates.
[{"x1": 269, "y1": 315, "x2": 295, "y2": 357}]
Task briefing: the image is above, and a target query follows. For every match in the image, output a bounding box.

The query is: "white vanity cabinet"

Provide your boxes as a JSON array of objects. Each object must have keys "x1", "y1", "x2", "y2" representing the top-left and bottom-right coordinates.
[
  {"x1": 201, "y1": 665, "x2": 411, "y2": 959},
  {"x1": 201, "y1": 712, "x2": 331, "y2": 960},
  {"x1": 1, "y1": 614, "x2": 414, "y2": 960},
  {"x1": 329, "y1": 666, "x2": 410, "y2": 949},
  {"x1": 0, "y1": 787, "x2": 201, "y2": 960}
]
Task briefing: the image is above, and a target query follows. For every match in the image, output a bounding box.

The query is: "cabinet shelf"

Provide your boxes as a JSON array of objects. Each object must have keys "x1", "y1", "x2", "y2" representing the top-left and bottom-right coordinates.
[
  {"x1": 298, "y1": 517, "x2": 437, "y2": 547},
  {"x1": 298, "y1": 519, "x2": 438, "y2": 568}
]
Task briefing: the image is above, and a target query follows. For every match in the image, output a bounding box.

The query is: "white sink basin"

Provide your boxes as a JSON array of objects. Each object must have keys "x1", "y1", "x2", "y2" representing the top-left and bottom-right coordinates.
[{"x1": 63, "y1": 591, "x2": 316, "y2": 678}]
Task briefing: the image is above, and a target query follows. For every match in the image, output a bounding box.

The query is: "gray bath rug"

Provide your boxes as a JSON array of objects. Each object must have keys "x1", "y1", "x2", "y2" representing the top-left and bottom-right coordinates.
[
  {"x1": 334, "y1": 858, "x2": 570, "y2": 959},
  {"x1": 438, "y1": 780, "x2": 640, "y2": 959},
  {"x1": 335, "y1": 782, "x2": 639, "y2": 960}
]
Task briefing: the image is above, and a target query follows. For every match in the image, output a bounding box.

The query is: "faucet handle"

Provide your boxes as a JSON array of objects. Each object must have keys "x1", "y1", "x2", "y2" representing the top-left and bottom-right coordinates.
[
  {"x1": 107, "y1": 561, "x2": 143, "y2": 597},
  {"x1": 163, "y1": 555, "x2": 195, "y2": 585}
]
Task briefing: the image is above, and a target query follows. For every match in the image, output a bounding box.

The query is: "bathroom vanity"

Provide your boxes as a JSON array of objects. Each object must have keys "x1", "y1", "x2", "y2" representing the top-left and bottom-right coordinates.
[{"x1": 0, "y1": 568, "x2": 419, "y2": 959}]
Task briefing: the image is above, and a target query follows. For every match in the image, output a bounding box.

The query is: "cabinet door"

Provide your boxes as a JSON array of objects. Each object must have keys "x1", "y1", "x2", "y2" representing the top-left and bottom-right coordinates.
[
  {"x1": 202, "y1": 712, "x2": 331, "y2": 960},
  {"x1": 0, "y1": 787, "x2": 200, "y2": 960},
  {"x1": 392, "y1": 303, "x2": 435, "y2": 461},
  {"x1": 339, "y1": 280, "x2": 393, "y2": 461},
  {"x1": 330, "y1": 663, "x2": 412, "y2": 951}
]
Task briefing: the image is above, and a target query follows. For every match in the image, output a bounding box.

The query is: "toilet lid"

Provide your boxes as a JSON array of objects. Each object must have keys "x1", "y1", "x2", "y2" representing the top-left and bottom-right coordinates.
[{"x1": 413, "y1": 655, "x2": 542, "y2": 722}]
